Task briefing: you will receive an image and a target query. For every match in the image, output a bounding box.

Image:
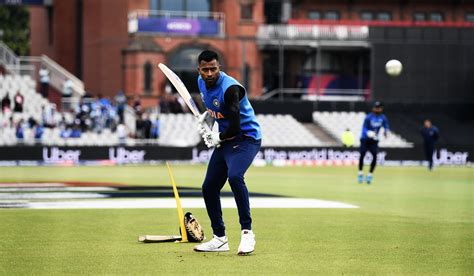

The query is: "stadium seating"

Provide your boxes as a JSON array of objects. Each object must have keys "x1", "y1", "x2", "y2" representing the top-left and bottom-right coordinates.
[
  {"x1": 158, "y1": 113, "x2": 200, "y2": 147},
  {"x1": 0, "y1": 73, "x2": 134, "y2": 147},
  {"x1": 313, "y1": 111, "x2": 412, "y2": 148},
  {"x1": 1, "y1": 74, "x2": 53, "y2": 145},
  {"x1": 1, "y1": 84, "x2": 326, "y2": 148},
  {"x1": 257, "y1": 114, "x2": 323, "y2": 147},
  {"x1": 0, "y1": 73, "x2": 412, "y2": 148},
  {"x1": 158, "y1": 113, "x2": 326, "y2": 147},
  {"x1": 0, "y1": 74, "x2": 45, "y2": 124}
]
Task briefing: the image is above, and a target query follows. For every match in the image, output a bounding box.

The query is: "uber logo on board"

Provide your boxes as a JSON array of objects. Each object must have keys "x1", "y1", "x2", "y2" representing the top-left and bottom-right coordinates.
[
  {"x1": 109, "y1": 147, "x2": 145, "y2": 163},
  {"x1": 43, "y1": 147, "x2": 81, "y2": 163}
]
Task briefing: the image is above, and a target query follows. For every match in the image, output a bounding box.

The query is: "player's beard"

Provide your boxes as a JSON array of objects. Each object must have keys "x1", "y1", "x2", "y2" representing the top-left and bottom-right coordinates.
[
  {"x1": 205, "y1": 78, "x2": 216, "y2": 88},
  {"x1": 205, "y1": 72, "x2": 220, "y2": 89},
  {"x1": 373, "y1": 108, "x2": 382, "y2": 115}
]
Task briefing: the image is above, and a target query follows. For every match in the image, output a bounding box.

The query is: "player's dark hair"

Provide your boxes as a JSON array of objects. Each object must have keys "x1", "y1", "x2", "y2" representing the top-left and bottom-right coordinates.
[
  {"x1": 373, "y1": 101, "x2": 383, "y2": 108},
  {"x1": 198, "y1": 50, "x2": 219, "y2": 63}
]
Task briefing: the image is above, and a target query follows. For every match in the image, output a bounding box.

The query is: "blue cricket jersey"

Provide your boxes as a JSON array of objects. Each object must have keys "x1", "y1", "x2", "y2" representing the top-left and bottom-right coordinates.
[
  {"x1": 360, "y1": 112, "x2": 389, "y2": 139},
  {"x1": 421, "y1": 126, "x2": 439, "y2": 147},
  {"x1": 198, "y1": 71, "x2": 261, "y2": 140}
]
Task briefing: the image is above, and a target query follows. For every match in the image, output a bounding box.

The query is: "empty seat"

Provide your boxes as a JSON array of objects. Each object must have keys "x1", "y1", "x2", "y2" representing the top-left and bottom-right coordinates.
[{"x1": 257, "y1": 114, "x2": 322, "y2": 147}]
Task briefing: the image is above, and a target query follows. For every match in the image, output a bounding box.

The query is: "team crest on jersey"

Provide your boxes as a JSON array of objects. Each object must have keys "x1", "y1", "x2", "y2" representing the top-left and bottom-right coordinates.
[{"x1": 213, "y1": 98, "x2": 220, "y2": 107}]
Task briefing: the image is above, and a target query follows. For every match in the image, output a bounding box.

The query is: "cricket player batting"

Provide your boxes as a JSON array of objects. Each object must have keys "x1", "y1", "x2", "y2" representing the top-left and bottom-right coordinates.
[{"x1": 193, "y1": 50, "x2": 262, "y2": 255}]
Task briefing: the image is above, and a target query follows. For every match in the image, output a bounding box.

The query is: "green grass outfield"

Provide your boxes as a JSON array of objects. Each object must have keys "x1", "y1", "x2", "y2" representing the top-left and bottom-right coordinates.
[{"x1": 0, "y1": 165, "x2": 472, "y2": 275}]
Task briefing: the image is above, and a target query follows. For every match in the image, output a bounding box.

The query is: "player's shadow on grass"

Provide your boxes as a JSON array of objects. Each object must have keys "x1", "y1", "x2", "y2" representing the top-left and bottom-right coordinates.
[{"x1": 100, "y1": 186, "x2": 283, "y2": 199}]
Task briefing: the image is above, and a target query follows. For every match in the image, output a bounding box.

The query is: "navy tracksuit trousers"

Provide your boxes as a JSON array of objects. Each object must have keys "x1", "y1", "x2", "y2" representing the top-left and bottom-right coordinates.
[
  {"x1": 359, "y1": 138, "x2": 379, "y2": 173},
  {"x1": 202, "y1": 135, "x2": 261, "y2": 237},
  {"x1": 424, "y1": 144, "x2": 435, "y2": 170}
]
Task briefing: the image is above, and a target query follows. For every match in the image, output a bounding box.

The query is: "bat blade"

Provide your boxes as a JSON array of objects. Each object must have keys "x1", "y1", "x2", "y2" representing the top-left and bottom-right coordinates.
[
  {"x1": 158, "y1": 63, "x2": 217, "y2": 147},
  {"x1": 138, "y1": 235, "x2": 182, "y2": 243},
  {"x1": 158, "y1": 63, "x2": 201, "y2": 117}
]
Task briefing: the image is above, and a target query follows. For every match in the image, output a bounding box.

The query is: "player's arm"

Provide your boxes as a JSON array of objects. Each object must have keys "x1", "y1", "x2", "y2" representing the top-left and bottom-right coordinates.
[{"x1": 220, "y1": 85, "x2": 242, "y2": 140}]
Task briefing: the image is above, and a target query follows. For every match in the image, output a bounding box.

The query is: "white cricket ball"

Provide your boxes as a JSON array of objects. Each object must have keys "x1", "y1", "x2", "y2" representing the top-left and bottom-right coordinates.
[{"x1": 385, "y1": 59, "x2": 403, "y2": 77}]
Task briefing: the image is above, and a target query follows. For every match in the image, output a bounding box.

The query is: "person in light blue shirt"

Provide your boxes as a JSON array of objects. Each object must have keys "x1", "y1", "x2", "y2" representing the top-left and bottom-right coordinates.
[
  {"x1": 358, "y1": 101, "x2": 389, "y2": 184},
  {"x1": 194, "y1": 50, "x2": 261, "y2": 255}
]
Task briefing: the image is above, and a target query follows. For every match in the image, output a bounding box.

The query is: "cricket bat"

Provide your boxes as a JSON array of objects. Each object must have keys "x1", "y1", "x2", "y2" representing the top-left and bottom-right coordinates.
[
  {"x1": 138, "y1": 162, "x2": 189, "y2": 244},
  {"x1": 158, "y1": 63, "x2": 202, "y2": 117},
  {"x1": 138, "y1": 235, "x2": 182, "y2": 243},
  {"x1": 158, "y1": 63, "x2": 218, "y2": 147}
]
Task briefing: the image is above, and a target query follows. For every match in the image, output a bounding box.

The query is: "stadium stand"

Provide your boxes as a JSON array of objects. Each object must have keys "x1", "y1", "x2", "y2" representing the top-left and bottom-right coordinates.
[
  {"x1": 156, "y1": 113, "x2": 325, "y2": 147},
  {"x1": 157, "y1": 113, "x2": 330, "y2": 147},
  {"x1": 1, "y1": 74, "x2": 51, "y2": 144},
  {"x1": 2, "y1": 72, "x2": 421, "y2": 149},
  {"x1": 313, "y1": 111, "x2": 413, "y2": 148},
  {"x1": 0, "y1": 73, "x2": 124, "y2": 146},
  {"x1": 0, "y1": 73, "x2": 188, "y2": 147},
  {"x1": 257, "y1": 114, "x2": 323, "y2": 147},
  {"x1": 158, "y1": 113, "x2": 200, "y2": 147},
  {"x1": 4, "y1": 74, "x2": 420, "y2": 149},
  {"x1": 1, "y1": 72, "x2": 329, "y2": 148}
]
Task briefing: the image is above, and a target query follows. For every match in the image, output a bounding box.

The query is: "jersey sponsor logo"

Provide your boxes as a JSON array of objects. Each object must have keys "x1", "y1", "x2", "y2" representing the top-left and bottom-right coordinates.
[
  {"x1": 206, "y1": 108, "x2": 225, "y2": 119},
  {"x1": 370, "y1": 119, "x2": 383, "y2": 128}
]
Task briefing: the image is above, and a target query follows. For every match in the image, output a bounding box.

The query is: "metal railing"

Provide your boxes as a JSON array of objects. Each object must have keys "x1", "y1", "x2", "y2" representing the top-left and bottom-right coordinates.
[
  {"x1": 0, "y1": 41, "x2": 85, "y2": 98},
  {"x1": 0, "y1": 41, "x2": 20, "y2": 73},
  {"x1": 128, "y1": 9, "x2": 225, "y2": 38},
  {"x1": 129, "y1": 9, "x2": 225, "y2": 20},
  {"x1": 19, "y1": 55, "x2": 85, "y2": 98},
  {"x1": 257, "y1": 24, "x2": 369, "y2": 41},
  {"x1": 260, "y1": 88, "x2": 369, "y2": 101}
]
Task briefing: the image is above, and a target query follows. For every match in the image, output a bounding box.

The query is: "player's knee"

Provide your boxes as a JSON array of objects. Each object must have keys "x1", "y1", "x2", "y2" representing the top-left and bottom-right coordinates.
[
  {"x1": 228, "y1": 173, "x2": 244, "y2": 186},
  {"x1": 371, "y1": 157, "x2": 377, "y2": 165}
]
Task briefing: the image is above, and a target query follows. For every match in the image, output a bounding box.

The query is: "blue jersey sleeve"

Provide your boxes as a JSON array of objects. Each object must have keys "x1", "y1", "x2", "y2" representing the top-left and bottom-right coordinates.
[
  {"x1": 363, "y1": 115, "x2": 370, "y2": 129},
  {"x1": 360, "y1": 115, "x2": 370, "y2": 138}
]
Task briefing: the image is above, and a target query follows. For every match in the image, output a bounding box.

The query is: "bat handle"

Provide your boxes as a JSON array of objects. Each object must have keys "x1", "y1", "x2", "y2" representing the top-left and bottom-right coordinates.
[{"x1": 197, "y1": 118, "x2": 221, "y2": 148}]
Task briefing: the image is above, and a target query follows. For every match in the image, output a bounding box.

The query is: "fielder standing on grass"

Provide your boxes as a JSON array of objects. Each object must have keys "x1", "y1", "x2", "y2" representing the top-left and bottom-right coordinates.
[
  {"x1": 358, "y1": 101, "x2": 389, "y2": 184},
  {"x1": 420, "y1": 119, "x2": 439, "y2": 171},
  {"x1": 193, "y1": 50, "x2": 262, "y2": 255}
]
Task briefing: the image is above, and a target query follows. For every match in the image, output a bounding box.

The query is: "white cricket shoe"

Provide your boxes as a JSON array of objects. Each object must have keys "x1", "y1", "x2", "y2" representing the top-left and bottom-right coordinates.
[
  {"x1": 194, "y1": 235, "x2": 229, "y2": 252},
  {"x1": 237, "y1": 230, "x2": 255, "y2": 255}
]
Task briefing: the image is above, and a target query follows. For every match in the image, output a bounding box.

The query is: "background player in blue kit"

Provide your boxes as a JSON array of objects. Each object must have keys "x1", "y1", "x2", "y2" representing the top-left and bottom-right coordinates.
[
  {"x1": 420, "y1": 119, "x2": 439, "y2": 171},
  {"x1": 358, "y1": 101, "x2": 389, "y2": 184},
  {"x1": 193, "y1": 50, "x2": 262, "y2": 255}
]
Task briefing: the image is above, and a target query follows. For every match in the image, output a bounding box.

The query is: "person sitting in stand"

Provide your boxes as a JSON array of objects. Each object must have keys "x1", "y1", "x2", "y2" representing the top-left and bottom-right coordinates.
[
  {"x1": 70, "y1": 122, "x2": 82, "y2": 138},
  {"x1": 15, "y1": 119, "x2": 26, "y2": 141},
  {"x1": 13, "y1": 91, "x2": 24, "y2": 113}
]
